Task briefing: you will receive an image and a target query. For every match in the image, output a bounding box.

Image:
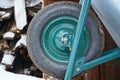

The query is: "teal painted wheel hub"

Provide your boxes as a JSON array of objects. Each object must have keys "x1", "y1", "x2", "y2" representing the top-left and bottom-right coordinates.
[{"x1": 41, "y1": 16, "x2": 90, "y2": 64}]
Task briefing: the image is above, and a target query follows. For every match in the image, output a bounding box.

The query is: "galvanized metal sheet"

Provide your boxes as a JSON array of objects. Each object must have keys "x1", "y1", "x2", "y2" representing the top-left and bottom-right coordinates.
[{"x1": 92, "y1": 0, "x2": 120, "y2": 47}]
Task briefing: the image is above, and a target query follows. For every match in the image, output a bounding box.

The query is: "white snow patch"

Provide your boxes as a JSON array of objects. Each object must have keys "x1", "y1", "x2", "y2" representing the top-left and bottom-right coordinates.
[
  {"x1": 0, "y1": 65, "x2": 45, "y2": 80},
  {"x1": 15, "y1": 35, "x2": 27, "y2": 48},
  {"x1": 27, "y1": 0, "x2": 43, "y2": 7},
  {"x1": 1, "y1": 12, "x2": 11, "y2": 18},
  {"x1": 0, "y1": 65, "x2": 6, "y2": 70},
  {"x1": 24, "y1": 68, "x2": 31, "y2": 75},
  {"x1": 1, "y1": 54, "x2": 15, "y2": 65},
  {"x1": 3, "y1": 31, "x2": 15, "y2": 39}
]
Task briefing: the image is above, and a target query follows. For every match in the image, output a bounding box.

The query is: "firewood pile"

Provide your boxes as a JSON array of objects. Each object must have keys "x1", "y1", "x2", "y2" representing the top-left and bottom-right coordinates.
[{"x1": 0, "y1": 0, "x2": 43, "y2": 78}]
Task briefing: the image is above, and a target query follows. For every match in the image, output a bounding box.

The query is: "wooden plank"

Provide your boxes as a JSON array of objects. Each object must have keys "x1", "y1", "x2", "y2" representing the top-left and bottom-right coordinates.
[
  {"x1": 100, "y1": 23, "x2": 118, "y2": 80},
  {"x1": 13, "y1": 0, "x2": 27, "y2": 30}
]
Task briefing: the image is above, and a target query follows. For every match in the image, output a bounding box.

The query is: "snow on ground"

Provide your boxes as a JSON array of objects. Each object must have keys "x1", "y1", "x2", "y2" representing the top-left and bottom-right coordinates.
[
  {"x1": 1, "y1": 53, "x2": 15, "y2": 65},
  {"x1": 0, "y1": 64, "x2": 45, "y2": 80},
  {"x1": 15, "y1": 35, "x2": 27, "y2": 48}
]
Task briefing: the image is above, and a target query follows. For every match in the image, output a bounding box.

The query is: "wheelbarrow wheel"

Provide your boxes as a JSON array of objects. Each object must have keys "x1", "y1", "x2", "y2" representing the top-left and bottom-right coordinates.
[{"x1": 27, "y1": 1, "x2": 104, "y2": 79}]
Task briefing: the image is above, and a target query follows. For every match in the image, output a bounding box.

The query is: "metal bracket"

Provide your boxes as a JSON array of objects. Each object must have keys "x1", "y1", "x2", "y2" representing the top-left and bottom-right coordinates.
[
  {"x1": 62, "y1": 34, "x2": 74, "y2": 51},
  {"x1": 73, "y1": 48, "x2": 120, "y2": 76}
]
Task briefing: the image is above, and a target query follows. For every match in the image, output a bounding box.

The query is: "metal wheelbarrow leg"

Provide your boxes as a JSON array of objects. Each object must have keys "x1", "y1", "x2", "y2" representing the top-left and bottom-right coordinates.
[
  {"x1": 65, "y1": 0, "x2": 120, "y2": 80},
  {"x1": 65, "y1": 0, "x2": 91, "y2": 80}
]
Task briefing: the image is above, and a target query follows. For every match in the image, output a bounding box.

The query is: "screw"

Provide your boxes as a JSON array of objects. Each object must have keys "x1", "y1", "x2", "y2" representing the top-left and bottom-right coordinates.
[
  {"x1": 76, "y1": 68, "x2": 80, "y2": 72},
  {"x1": 61, "y1": 37, "x2": 68, "y2": 42},
  {"x1": 69, "y1": 47, "x2": 72, "y2": 51}
]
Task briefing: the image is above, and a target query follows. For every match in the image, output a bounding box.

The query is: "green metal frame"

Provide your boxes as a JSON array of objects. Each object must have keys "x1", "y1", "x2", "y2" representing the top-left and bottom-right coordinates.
[
  {"x1": 73, "y1": 48, "x2": 120, "y2": 77},
  {"x1": 65, "y1": 0, "x2": 91, "y2": 79},
  {"x1": 64, "y1": 0, "x2": 120, "y2": 80}
]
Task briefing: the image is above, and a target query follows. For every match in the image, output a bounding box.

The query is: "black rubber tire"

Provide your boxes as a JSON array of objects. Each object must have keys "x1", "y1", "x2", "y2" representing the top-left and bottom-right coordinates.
[{"x1": 27, "y1": 1, "x2": 104, "y2": 79}]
